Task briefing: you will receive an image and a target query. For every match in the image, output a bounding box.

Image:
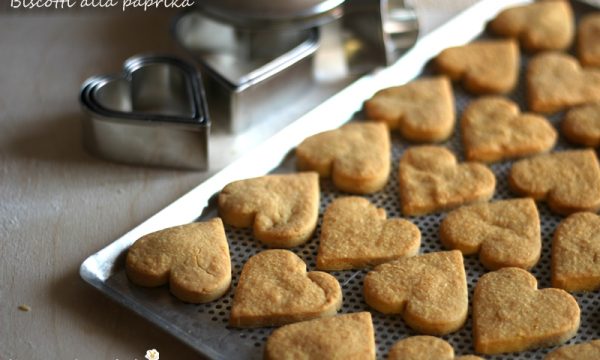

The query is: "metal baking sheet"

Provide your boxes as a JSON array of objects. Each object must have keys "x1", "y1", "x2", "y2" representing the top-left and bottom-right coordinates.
[{"x1": 80, "y1": 1, "x2": 600, "y2": 359}]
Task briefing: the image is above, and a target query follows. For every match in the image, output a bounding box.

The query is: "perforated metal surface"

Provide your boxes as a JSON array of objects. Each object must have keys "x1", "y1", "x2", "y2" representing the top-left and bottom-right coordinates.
[
  {"x1": 206, "y1": 134, "x2": 598, "y2": 360},
  {"x1": 195, "y1": 5, "x2": 600, "y2": 358}
]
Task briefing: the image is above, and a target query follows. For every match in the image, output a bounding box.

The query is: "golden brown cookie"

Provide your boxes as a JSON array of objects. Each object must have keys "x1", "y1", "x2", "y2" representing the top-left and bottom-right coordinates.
[
  {"x1": 545, "y1": 339, "x2": 600, "y2": 360},
  {"x1": 552, "y1": 212, "x2": 600, "y2": 292},
  {"x1": 296, "y1": 122, "x2": 390, "y2": 194},
  {"x1": 509, "y1": 150, "x2": 600, "y2": 215},
  {"x1": 436, "y1": 40, "x2": 519, "y2": 94},
  {"x1": 579, "y1": 13, "x2": 600, "y2": 67},
  {"x1": 388, "y1": 336, "x2": 484, "y2": 360},
  {"x1": 462, "y1": 96, "x2": 557, "y2": 163},
  {"x1": 398, "y1": 146, "x2": 496, "y2": 216},
  {"x1": 364, "y1": 250, "x2": 468, "y2": 335},
  {"x1": 562, "y1": 102, "x2": 600, "y2": 147},
  {"x1": 264, "y1": 312, "x2": 375, "y2": 360},
  {"x1": 473, "y1": 267, "x2": 580, "y2": 355},
  {"x1": 126, "y1": 218, "x2": 231, "y2": 303},
  {"x1": 364, "y1": 77, "x2": 455, "y2": 142},
  {"x1": 218, "y1": 172, "x2": 319, "y2": 248},
  {"x1": 489, "y1": 1, "x2": 574, "y2": 52},
  {"x1": 230, "y1": 249, "x2": 342, "y2": 328},
  {"x1": 440, "y1": 198, "x2": 541, "y2": 270},
  {"x1": 527, "y1": 52, "x2": 600, "y2": 113},
  {"x1": 316, "y1": 196, "x2": 420, "y2": 270}
]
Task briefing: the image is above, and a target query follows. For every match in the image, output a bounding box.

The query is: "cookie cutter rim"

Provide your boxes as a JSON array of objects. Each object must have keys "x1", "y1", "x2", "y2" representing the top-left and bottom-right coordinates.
[{"x1": 80, "y1": 54, "x2": 210, "y2": 170}]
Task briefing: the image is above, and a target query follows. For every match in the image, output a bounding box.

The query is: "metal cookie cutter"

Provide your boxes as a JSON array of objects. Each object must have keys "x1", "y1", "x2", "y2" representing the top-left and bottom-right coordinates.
[
  {"x1": 344, "y1": 0, "x2": 419, "y2": 71},
  {"x1": 172, "y1": 0, "x2": 418, "y2": 134},
  {"x1": 173, "y1": 13, "x2": 320, "y2": 134},
  {"x1": 80, "y1": 55, "x2": 210, "y2": 170}
]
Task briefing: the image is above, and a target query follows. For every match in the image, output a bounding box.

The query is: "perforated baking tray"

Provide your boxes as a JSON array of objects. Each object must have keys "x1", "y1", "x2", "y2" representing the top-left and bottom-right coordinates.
[{"x1": 80, "y1": 1, "x2": 600, "y2": 359}]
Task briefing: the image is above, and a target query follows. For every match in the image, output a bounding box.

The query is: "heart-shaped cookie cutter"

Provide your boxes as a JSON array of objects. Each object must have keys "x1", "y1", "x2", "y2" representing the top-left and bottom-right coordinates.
[{"x1": 80, "y1": 55, "x2": 209, "y2": 170}]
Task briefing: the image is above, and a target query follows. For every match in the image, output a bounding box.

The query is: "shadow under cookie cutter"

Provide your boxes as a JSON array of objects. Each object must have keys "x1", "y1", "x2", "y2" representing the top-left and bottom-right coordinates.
[{"x1": 80, "y1": 55, "x2": 210, "y2": 170}]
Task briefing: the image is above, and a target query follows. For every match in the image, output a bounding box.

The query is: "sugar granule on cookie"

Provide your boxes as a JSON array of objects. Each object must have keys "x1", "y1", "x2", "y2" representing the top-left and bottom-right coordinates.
[
  {"x1": 363, "y1": 77, "x2": 455, "y2": 142},
  {"x1": 296, "y1": 122, "x2": 390, "y2": 194},
  {"x1": 545, "y1": 339, "x2": 600, "y2": 360},
  {"x1": 579, "y1": 13, "x2": 600, "y2": 67},
  {"x1": 473, "y1": 267, "x2": 580, "y2": 355},
  {"x1": 462, "y1": 96, "x2": 557, "y2": 163},
  {"x1": 552, "y1": 212, "x2": 600, "y2": 292},
  {"x1": 316, "y1": 196, "x2": 420, "y2": 270},
  {"x1": 562, "y1": 102, "x2": 600, "y2": 147},
  {"x1": 230, "y1": 249, "x2": 342, "y2": 328},
  {"x1": 363, "y1": 250, "x2": 468, "y2": 335},
  {"x1": 218, "y1": 172, "x2": 319, "y2": 248},
  {"x1": 488, "y1": 1, "x2": 574, "y2": 52},
  {"x1": 388, "y1": 336, "x2": 483, "y2": 360},
  {"x1": 527, "y1": 52, "x2": 600, "y2": 113},
  {"x1": 398, "y1": 146, "x2": 495, "y2": 216},
  {"x1": 264, "y1": 312, "x2": 375, "y2": 360},
  {"x1": 436, "y1": 40, "x2": 519, "y2": 94},
  {"x1": 509, "y1": 149, "x2": 600, "y2": 215},
  {"x1": 126, "y1": 218, "x2": 231, "y2": 303},
  {"x1": 440, "y1": 198, "x2": 541, "y2": 270}
]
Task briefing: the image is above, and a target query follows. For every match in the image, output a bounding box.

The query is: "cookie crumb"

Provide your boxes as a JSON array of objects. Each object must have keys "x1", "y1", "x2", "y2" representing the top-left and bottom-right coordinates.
[{"x1": 18, "y1": 304, "x2": 31, "y2": 312}]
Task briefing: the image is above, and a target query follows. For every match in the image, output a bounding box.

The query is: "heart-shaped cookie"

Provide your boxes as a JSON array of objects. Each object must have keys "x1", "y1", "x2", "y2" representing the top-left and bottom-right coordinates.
[
  {"x1": 509, "y1": 150, "x2": 600, "y2": 215},
  {"x1": 388, "y1": 336, "x2": 483, "y2": 360},
  {"x1": 398, "y1": 146, "x2": 496, "y2": 216},
  {"x1": 265, "y1": 312, "x2": 375, "y2": 360},
  {"x1": 552, "y1": 212, "x2": 600, "y2": 292},
  {"x1": 218, "y1": 172, "x2": 319, "y2": 248},
  {"x1": 126, "y1": 218, "x2": 231, "y2": 303},
  {"x1": 436, "y1": 40, "x2": 519, "y2": 94},
  {"x1": 440, "y1": 198, "x2": 541, "y2": 270},
  {"x1": 363, "y1": 77, "x2": 455, "y2": 142},
  {"x1": 473, "y1": 267, "x2": 580, "y2": 354},
  {"x1": 462, "y1": 96, "x2": 557, "y2": 163},
  {"x1": 363, "y1": 250, "x2": 468, "y2": 335},
  {"x1": 296, "y1": 122, "x2": 390, "y2": 194},
  {"x1": 562, "y1": 102, "x2": 600, "y2": 147},
  {"x1": 489, "y1": 1, "x2": 574, "y2": 52},
  {"x1": 316, "y1": 197, "x2": 420, "y2": 270},
  {"x1": 230, "y1": 249, "x2": 342, "y2": 328},
  {"x1": 527, "y1": 52, "x2": 600, "y2": 113},
  {"x1": 578, "y1": 13, "x2": 600, "y2": 67},
  {"x1": 546, "y1": 339, "x2": 600, "y2": 360}
]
